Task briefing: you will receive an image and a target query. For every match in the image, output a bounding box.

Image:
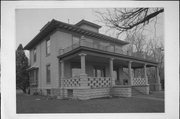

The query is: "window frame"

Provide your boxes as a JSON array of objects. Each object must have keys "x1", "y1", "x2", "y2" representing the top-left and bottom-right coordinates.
[
  {"x1": 46, "y1": 64, "x2": 51, "y2": 84},
  {"x1": 29, "y1": 69, "x2": 38, "y2": 86},
  {"x1": 33, "y1": 47, "x2": 36, "y2": 62},
  {"x1": 46, "y1": 38, "x2": 51, "y2": 56},
  {"x1": 72, "y1": 36, "x2": 80, "y2": 45},
  {"x1": 93, "y1": 66, "x2": 106, "y2": 77}
]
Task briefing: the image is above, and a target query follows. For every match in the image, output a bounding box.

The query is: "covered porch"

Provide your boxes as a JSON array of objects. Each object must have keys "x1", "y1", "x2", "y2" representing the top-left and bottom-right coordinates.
[{"x1": 58, "y1": 47, "x2": 161, "y2": 100}]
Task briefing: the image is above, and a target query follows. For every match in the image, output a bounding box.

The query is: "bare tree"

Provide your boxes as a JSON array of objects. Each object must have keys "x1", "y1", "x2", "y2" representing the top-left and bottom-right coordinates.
[
  {"x1": 95, "y1": 8, "x2": 164, "y2": 89},
  {"x1": 124, "y1": 31, "x2": 146, "y2": 53},
  {"x1": 95, "y1": 8, "x2": 164, "y2": 36}
]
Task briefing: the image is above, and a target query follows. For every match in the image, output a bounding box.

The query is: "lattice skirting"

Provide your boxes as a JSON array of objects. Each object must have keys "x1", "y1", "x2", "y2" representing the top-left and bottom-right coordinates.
[
  {"x1": 64, "y1": 78, "x2": 81, "y2": 87},
  {"x1": 30, "y1": 87, "x2": 38, "y2": 95}
]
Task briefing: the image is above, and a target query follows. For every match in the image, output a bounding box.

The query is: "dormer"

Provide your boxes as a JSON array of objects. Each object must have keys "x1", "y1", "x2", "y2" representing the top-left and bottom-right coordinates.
[{"x1": 75, "y1": 19, "x2": 101, "y2": 33}]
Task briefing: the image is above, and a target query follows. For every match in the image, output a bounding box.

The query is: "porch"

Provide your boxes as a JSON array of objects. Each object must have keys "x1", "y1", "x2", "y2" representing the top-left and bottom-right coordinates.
[{"x1": 58, "y1": 42, "x2": 161, "y2": 100}]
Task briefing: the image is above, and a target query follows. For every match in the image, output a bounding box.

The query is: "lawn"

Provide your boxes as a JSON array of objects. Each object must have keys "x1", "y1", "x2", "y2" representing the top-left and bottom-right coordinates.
[{"x1": 16, "y1": 92, "x2": 164, "y2": 113}]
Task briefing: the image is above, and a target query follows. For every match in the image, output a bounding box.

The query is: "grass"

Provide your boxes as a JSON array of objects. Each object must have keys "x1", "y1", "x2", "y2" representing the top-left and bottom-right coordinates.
[{"x1": 17, "y1": 92, "x2": 164, "y2": 113}]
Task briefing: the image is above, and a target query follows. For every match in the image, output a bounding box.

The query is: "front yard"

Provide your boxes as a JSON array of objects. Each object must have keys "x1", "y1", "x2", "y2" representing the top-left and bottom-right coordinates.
[{"x1": 17, "y1": 92, "x2": 164, "y2": 113}]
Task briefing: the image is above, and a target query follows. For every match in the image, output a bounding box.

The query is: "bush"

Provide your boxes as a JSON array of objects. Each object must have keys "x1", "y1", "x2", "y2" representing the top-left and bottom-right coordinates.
[{"x1": 33, "y1": 92, "x2": 39, "y2": 95}]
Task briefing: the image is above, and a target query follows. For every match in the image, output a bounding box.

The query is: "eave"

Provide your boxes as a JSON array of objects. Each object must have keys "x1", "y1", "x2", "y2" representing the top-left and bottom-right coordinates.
[{"x1": 24, "y1": 19, "x2": 129, "y2": 50}]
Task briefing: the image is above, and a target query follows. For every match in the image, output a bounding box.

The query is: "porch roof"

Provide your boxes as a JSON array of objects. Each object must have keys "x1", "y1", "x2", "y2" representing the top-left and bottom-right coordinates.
[
  {"x1": 27, "y1": 66, "x2": 39, "y2": 71},
  {"x1": 27, "y1": 63, "x2": 39, "y2": 71},
  {"x1": 57, "y1": 46, "x2": 158, "y2": 68}
]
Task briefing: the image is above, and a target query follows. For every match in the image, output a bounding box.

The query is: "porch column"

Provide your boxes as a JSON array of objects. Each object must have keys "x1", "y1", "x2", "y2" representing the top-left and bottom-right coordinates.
[
  {"x1": 60, "y1": 60, "x2": 64, "y2": 87},
  {"x1": 79, "y1": 53, "x2": 87, "y2": 75},
  {"x1": 155, "y1": 66, "x2": 161, "y2": 91},
  {"x1": 144, "y1": 64, "x2": 148, "y2": 85},
  {"x1": 58, "y1": 60, "x2": 64, "y2": 99},
  {"x1": 118, "y1": 67, "x2": 124, "y2": 85},
  {"x1": 128, "y1": 61, "x2": 133, "y2": 85},
  {"x1": 110, "y1": 58, "x2": 115, "y2": 86},
  {"x1": 79, "y1": 53, "x2": 88, "y2": 88}
]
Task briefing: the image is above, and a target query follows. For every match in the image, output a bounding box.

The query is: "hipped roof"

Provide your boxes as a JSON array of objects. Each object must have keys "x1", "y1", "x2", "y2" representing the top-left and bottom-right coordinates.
[{"x1": 24, "y1": 19, "x2": 129, "y2": 50}]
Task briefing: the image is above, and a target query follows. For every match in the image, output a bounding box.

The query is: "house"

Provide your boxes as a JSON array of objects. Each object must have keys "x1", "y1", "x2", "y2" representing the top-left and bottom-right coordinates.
[{"x1": 24, "y1": 19, "x2": 161, "y2": 100}]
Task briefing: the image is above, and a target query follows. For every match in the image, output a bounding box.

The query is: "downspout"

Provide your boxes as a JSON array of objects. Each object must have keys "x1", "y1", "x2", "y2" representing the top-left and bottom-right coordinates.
[
  {"x1": 39, "y1": 42, "x2": 42, "y2": 94},
  {"x1": 114, "y1": 39, "x2": 115, "y2": 53}
]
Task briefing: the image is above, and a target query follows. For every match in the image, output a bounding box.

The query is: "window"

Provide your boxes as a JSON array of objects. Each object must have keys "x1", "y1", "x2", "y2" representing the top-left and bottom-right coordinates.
[
  {"x1": 46, "y1": 38, "x2": 50, "y2": 55},
  {"x1": 33, "y1": 48, "x2": 36, "y2": 62},
  {"x1": 93, "y1": 67, "x2": 105, "y2": 77},
  {"x1": 46, "y1": 64, "x2": 51, "y2": 84},
  {"x1": 47, "y1": 89, "x2": 51, "y2": 95},
  {"x1": 30, "y1": 69, "x2": 38, "y2": 85},
  {"x1": 72, "y1": 68, "x2": 81, "y2": 77},
  {"x1": 72, "y1": 36, "x2": 80, "y2": 44}
]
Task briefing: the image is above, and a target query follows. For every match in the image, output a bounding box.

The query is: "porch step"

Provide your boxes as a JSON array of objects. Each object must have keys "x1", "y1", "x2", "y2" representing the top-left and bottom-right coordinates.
[{"x1": 132, "y1": 87, "x2": 145, "y2": 96}]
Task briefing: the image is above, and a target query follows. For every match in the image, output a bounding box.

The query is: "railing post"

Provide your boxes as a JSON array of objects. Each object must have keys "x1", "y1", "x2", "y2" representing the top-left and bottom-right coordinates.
[
  {"x1": 128, "y1": 61, "x2": 133, "y2": 85},
  {"x1": 79, "y1": 53, "x2": 88, "y2": 88},
  {"x1": 155, "y1": 66, "x2": 161, "y2": 91},
  {"x1": 144, "y1": 64, "x2": 148, "y2": 85},
  {"x1": 118, "y1": 67, "x2": 124, "y2": 85},
  {"x1": 58, "y1": 60, "x2": 65, "y2": 99},
  {"x1": 109, "y1": 58, "x2": 115, "y2": 86}
]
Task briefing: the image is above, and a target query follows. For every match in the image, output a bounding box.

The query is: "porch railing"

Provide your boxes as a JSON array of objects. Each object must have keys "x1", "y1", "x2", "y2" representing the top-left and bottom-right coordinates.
[
  {"x1": 132, "y1": 78, "x2": 147, "y2": 86},
  {"x1": 59, "y1": 40, "x2": 155, "y2": 61},
  {"x1": 63, "y1": 76, "x2": 81, "y2": 88},
  {"x1": 63, "y1": 76, "x2": 147, "y2": 88},
  {"x1": 63, "y1": 76, "x2": 112, "y2": 88},
  {"x1": 87, "y1": 77, "x2": 112, "y2": 88}
]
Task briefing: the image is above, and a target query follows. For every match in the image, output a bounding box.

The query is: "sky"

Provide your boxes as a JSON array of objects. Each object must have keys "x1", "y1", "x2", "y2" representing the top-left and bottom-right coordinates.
[
  {"x1": 16, "y1": 8, "x2": 102, "y2": 48},
  {"x1": 16, "y1": 8, "x2": 164, "y2": 50}
]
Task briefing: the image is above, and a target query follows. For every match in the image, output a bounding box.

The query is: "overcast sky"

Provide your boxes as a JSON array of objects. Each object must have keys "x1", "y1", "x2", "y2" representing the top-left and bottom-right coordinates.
[
  {"x1": 16, "y1": 8, "x2": 163, "y2": 49},
  {"x1": 16, "y1": 8, "x2": 101, "y2": 48}
]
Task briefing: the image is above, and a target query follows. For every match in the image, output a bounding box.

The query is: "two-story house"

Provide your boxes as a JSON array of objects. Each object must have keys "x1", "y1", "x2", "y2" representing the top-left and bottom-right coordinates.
[{"x1": 24, "y1": 19, "x2": 161, "y2": 100}]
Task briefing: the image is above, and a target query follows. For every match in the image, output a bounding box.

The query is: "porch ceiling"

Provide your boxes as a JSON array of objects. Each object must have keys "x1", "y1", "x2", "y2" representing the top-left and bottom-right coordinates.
[
  {"x1": 63, "y1": 53, "x2": 155, "y2": 69},
  {"x1": 58, "y1": 46, "x2": 158, "y2": 68}
]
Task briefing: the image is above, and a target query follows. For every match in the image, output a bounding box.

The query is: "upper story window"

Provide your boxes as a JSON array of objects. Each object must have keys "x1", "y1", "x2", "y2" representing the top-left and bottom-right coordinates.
[
  {"x1": 33, "y1": 48, "x2": 36, "y2": 62},
  {"x1": 46, "y1": 38, "x2": 51, "y2": 56},
  {"x1": 30, "y1": 69, "x2": 38, "y2": 85},
  {"x1": 72, "y1": 36, "x2": 80, "y2": 44}
]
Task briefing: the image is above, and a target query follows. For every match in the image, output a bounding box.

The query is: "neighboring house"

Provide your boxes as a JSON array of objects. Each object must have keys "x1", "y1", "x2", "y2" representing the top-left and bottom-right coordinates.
[{"x1": 24, "y1": 19, "x2": 161, "y2": 100}]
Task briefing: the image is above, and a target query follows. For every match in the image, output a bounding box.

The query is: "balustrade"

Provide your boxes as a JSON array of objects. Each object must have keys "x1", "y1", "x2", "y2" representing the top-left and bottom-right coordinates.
[
  {"x1": 59, "y1": 39, "x2": 155, "y2": 61},
  {"x1": 63, "y1": 76, "x2": 112, "y2": 88}
]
